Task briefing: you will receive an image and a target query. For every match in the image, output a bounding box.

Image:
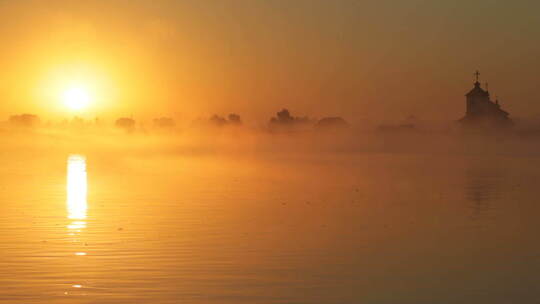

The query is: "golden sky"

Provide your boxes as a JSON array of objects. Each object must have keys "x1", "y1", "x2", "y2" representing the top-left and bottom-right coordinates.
[{"x1": 0, "y1": 0, "x2": 539, "y2": 123}]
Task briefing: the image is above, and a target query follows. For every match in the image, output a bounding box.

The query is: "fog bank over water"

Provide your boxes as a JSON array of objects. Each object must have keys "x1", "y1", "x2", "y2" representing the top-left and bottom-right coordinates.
[{"x1": 3, "y1": 120, "x2": 540, "y2": 158}]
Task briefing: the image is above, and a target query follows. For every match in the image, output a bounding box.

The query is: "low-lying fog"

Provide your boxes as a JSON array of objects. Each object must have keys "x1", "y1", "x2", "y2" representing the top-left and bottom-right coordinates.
[{"x1": 3, "y1": 117, "x2": 540, "y2": 159}]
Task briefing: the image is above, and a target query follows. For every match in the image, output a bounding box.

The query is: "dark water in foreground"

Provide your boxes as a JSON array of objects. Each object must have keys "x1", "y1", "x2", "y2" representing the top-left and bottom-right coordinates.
[{"x1": 1, "y1": 151, "x2": 540, "y2": 303}]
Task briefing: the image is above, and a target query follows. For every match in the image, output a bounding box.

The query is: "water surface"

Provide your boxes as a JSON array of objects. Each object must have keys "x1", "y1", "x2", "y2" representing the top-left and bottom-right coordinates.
[{"x1": 1, "y1": 151, "x2": 539, "y2": 303}]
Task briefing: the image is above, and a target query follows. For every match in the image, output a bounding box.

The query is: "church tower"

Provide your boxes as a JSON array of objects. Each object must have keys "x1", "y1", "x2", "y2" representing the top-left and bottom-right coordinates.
[{"x1": 460, "y1": 71, "x2": 512, "y2": 127}]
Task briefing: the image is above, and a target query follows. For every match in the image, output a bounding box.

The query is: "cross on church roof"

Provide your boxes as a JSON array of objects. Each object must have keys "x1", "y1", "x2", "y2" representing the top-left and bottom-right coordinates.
[{"x1": 474, "y1": 70, "x2": 480, "y2": 83}]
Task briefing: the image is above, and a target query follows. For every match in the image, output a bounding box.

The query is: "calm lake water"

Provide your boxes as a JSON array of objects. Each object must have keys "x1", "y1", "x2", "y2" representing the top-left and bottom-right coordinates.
[{"x1": 1, "y1": 149, "x2": 540, "y2": 303}]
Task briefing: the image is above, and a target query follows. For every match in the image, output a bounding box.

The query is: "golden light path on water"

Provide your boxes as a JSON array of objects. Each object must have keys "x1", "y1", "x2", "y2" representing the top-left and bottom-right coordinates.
[
  {"x1": 66, "y1": 154, "x2": 88, "y2": 293},
  {"x1": 66, "y1": 154, "x2": 87, "y2": 222}
]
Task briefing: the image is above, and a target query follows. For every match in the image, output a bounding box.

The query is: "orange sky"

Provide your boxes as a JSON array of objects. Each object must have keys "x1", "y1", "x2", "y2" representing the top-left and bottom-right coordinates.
[{"x1": 0, "y1": 0, "x2": 539, "y2": 124}]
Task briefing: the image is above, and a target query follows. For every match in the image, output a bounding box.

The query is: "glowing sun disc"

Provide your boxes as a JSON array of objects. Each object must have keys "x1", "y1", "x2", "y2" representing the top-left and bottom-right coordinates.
[{"x1": 63, "y1": 87, "x2": 90, "y2": 111}]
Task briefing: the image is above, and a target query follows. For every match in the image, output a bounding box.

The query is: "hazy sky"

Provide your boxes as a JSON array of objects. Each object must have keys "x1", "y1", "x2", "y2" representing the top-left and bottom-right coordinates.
[{"x1": 0, "y1": 0, "x2": 539, "y2": 123}]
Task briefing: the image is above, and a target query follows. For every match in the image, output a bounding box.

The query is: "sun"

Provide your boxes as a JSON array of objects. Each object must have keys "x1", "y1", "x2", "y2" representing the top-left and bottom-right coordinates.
[{"x1": 63, "y1": 87, "x2": 91, "y2": 111}]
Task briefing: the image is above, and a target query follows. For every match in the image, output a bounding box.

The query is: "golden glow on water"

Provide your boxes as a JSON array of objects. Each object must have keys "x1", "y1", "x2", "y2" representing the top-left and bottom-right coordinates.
[
  {"x1": 65, "y1": 154, "x2": 88, "y2": 293},
  {"x1": 2, "y1": 151, "x2": 539, "y2": 302},
  {"x1": 66, "y1": 155, "x2": 88, "y2": 220}
]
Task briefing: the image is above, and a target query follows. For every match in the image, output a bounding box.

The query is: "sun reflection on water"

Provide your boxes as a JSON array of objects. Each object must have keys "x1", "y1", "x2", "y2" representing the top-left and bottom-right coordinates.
[
  {"x1": 67, "y1": 155, "x2": 87, "y2": 221},
  {"x1": 65, "y1": 155, "x2": 89, "y2": 293}
]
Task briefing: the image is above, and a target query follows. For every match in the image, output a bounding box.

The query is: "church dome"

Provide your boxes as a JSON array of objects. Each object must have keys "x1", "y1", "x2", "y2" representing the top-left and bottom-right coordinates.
[{"x1": 465, "y1": 82, "x2": 488, "y2": 97}]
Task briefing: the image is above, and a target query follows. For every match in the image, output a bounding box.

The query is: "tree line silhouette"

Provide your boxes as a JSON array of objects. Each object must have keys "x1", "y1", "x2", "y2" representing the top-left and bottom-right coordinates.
[{"x1": 4, "y1": 109, "x2": 348, "y2": 133}]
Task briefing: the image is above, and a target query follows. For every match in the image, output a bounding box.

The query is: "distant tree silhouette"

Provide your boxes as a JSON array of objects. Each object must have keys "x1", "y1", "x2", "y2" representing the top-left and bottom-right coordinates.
[
  {"x1": 115, "y1": 117, "x2": 136, "y2": 132},
  {"x1": 210, "y1": 115, "x2": 228, "y2": 127},
  {"x1": 153, "y1": 117, "x2": 175, "y2": 128},
  {"x1": 315, "y1": 117, "x2": 349, "y2": 129},
  {"x1": 275, "y1": 109, "x2": 294, "y2": 124},
  {"x1": 228, "y1": 113, "x2": 242, "y2": 125},
  {"x1": 9, "y1": 114, "x2": 40, "y2": 128},
  {"x1": 206, "y1": 113, "x2": 243, "y2": 127},
  {"x1": 269, "y1": 109, "x2": 313, "y2": 131}
]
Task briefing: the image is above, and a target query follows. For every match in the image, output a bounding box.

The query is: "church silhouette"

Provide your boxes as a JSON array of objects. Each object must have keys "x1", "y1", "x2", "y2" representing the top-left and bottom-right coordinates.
[{"x1": 459, "y1": 71, "x2": 512, "y2": 127}]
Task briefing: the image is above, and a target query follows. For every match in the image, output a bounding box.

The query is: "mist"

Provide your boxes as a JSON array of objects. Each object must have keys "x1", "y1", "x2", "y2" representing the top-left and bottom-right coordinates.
[{"x1": 4, "y1": 111, "x2": 540, "y2": 161}]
